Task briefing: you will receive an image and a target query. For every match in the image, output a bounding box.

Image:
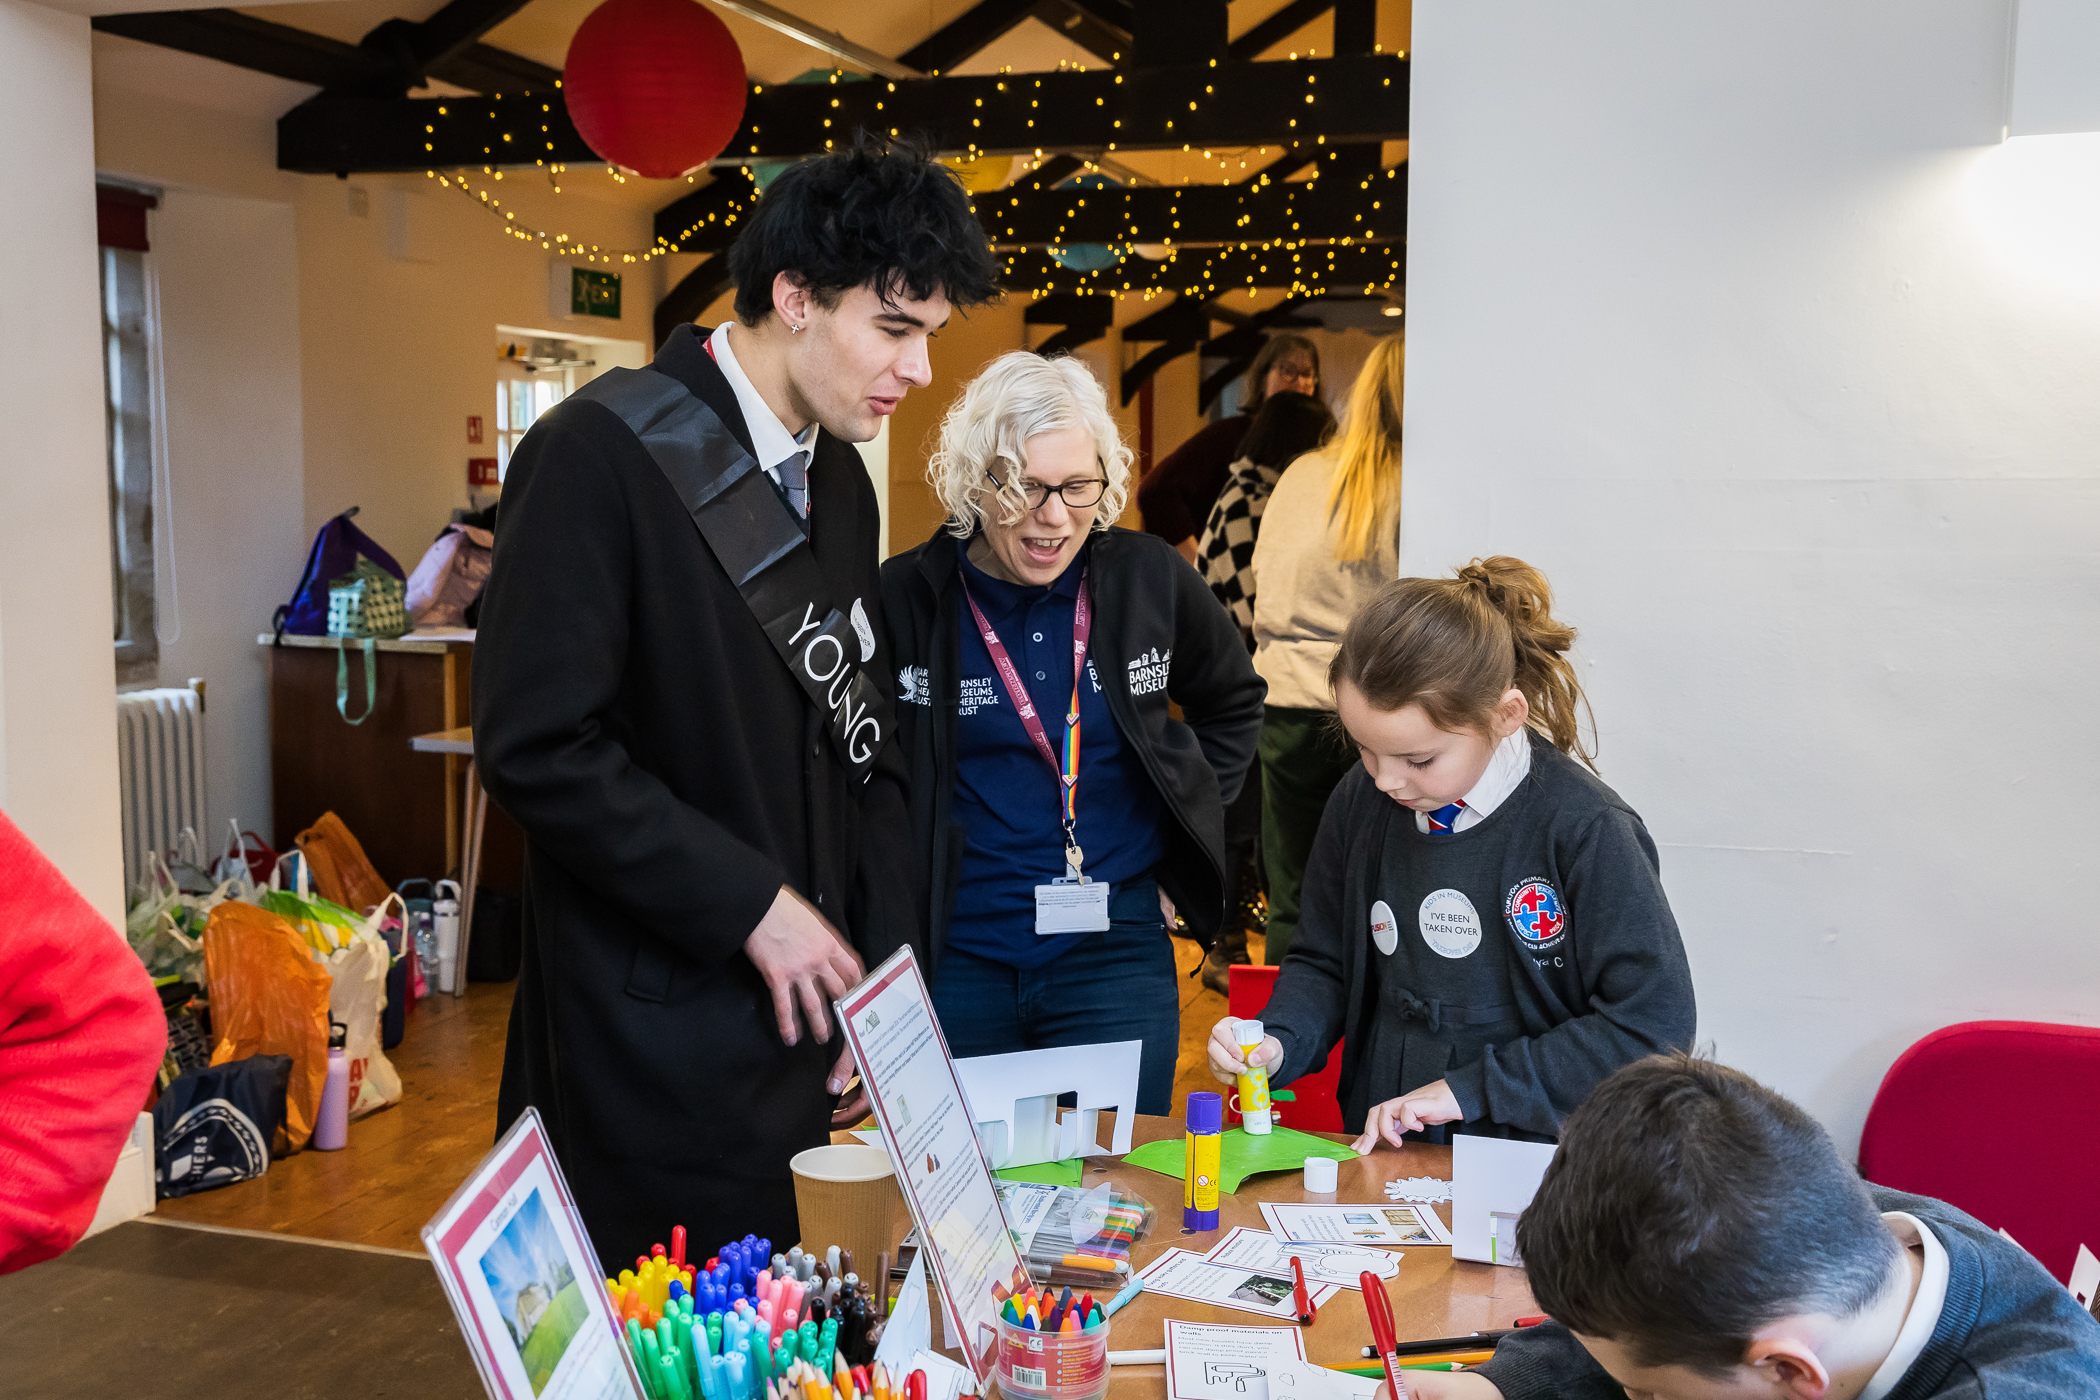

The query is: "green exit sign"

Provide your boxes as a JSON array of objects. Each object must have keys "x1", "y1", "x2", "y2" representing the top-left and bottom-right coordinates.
[{"x1": 570, "y1": 267, "x2": 622, "y2": 320}]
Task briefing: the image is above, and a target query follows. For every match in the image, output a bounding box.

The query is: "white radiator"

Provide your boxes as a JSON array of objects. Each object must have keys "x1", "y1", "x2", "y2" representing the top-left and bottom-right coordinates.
[{"x1": 116, "y1": 683, "x2": 206, "y2": 893}]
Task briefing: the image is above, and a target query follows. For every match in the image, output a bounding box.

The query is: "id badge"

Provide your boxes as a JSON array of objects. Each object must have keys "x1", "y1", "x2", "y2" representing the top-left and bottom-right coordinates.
[{"x1": 1035, "y1": 878, "x2": 1112, "y2": 934}]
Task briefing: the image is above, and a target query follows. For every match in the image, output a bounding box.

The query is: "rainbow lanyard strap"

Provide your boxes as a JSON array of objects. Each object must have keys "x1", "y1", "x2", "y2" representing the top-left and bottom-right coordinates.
[{"x1": 960, "y1": 566, "x2": 1093, "y2": 878}]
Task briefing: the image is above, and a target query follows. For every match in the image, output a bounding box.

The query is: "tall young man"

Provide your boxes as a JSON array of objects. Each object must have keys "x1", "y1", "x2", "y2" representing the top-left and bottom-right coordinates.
[
  {"x1": 1390, "y1": 1054, "x2": 2100, "y2": 1400},
  {"x1": 475, "y1": 141, "x2": 1000, "y2": 1267}
]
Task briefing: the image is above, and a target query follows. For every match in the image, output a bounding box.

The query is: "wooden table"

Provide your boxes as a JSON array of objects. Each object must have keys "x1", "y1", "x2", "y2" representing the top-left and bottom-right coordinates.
[
  {"x1": 869, "y1": 1114, "x2": 1535, "y2": 1397},
  {"x1": 411, "y1": 725, "x2": 483, "y2": 996},
  {"x1": 263, "y1": 631, "x2": 522, "y2": 898}
]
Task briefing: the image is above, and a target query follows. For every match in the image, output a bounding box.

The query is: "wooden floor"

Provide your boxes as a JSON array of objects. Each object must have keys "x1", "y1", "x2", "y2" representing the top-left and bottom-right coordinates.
[
  {"x1": 155, "y1": 931, "x2": 1259, "y2": 1253},
  {"x1": 155, "y1": 979, "x2": 514, "y2": 1252}
]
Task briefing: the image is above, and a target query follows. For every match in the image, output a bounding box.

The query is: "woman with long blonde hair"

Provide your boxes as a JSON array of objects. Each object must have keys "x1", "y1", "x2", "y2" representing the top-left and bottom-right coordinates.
[{"x1": 1246, "y1": 335, "x2": 1406, "y2": 962}]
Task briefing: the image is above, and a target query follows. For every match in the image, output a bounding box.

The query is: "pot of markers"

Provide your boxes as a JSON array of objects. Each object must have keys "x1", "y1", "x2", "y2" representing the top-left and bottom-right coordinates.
[{"x1": 995, "y1": 1284, "x2": 1110, "y2": 1400}]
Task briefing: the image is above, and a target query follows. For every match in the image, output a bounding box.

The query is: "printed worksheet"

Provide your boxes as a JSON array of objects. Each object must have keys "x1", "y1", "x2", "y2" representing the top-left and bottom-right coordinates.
[
  {"x1": 1135, "y1": 1248, "x2": 1340, "y2": 1321},
  {"x1": 1163, "y1": 1320, "x2": 1305, "y2": 1400},
  {"x1": 1200, "y1": 1227, "x2": 1401, "y2": 1289},
  {"x1": 1257, "y1": 1202, "x2": 1452, "y2": 1247}
]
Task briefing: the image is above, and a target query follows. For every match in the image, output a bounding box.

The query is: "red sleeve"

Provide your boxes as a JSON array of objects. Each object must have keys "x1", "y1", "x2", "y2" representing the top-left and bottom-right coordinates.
[
  {"x1": 1136, "y1": 416, "x2": 1253, "y2": 545},
  {"x1": 0, "y1": 810, "x2": 166, "y2": 1274}
]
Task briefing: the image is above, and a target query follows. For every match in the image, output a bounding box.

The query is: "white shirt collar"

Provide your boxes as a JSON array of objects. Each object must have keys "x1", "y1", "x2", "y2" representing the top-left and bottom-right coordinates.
[
  {"x1": 708, "y1": 321, "x2": 817, "y2": 482},
  {"x1": 1859, "y1": 1212, "x2": 1951, "y2": 1400},
  {"x1": 1414, "y1": 728, "x2": 1534, "y2": 833}
]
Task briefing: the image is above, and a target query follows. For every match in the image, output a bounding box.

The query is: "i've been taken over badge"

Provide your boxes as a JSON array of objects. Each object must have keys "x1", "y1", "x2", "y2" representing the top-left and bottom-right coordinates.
[{"x1": 1418, "y1": 889, "x2": 1483, "y2": 959}]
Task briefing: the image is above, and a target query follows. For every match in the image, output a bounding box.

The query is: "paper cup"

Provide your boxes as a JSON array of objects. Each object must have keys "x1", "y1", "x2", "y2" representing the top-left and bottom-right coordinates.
[
  {"x1": 790, "y1": 1144, "x2": 903, "y2": 1278},
  {"x1": 1303, "y1": 1155, "x2": 1339, "y2": 1193}
]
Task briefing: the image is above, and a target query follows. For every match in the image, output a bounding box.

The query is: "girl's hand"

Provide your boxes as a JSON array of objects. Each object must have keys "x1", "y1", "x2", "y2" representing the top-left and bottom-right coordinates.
[
  {"x1": 1352, "y1": 1079, "x2": 1463, "y2": 1153},
  {"x1": 1206, "y1": 1019, "x2": 1283, "y2": 1086}
]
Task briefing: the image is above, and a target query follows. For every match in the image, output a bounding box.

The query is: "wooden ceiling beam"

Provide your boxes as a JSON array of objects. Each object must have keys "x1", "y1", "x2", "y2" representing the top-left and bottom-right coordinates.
[{"x1": 279, "y1": 54, "x2": 1408, "y2": 174}]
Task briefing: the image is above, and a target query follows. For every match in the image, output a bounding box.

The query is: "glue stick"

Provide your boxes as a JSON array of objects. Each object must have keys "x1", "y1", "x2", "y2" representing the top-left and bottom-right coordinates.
[
  {"x1": 1235, "y1": 1019, "x2": 1273, "y2": 1135},
  {"x1": 1184, "y1": 1091, "x2": 1222, "y2": 1230}
]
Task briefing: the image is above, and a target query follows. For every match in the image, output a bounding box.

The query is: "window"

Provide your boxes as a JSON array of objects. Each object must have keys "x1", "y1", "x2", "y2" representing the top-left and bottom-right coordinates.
[
  {"x1": 100, "y1": 184, "x2": 160, "y2": 686},
  {"x1": 494, "y1": 367, "x2": 568, "y2": 478}
]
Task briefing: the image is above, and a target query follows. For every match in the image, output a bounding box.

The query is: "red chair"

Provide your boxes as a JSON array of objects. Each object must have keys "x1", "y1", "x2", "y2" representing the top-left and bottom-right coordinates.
[
  {"x1": 1858, "y1": 1020, "x2": 2100, "y2": 1283},
  {"x1": 1226, "y1": 964, "x2": 1345, "y2": 1133}
]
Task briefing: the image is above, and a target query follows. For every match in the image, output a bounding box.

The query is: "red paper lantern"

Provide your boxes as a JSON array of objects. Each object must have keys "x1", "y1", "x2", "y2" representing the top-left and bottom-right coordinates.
[{"x1": 563, "y1": 0, "x2": 747, "y2": 180}]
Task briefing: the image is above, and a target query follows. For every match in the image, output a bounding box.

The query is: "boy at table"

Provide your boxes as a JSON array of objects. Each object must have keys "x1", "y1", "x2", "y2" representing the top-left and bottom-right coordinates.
[{"x1": 1389, "y1": 1054, "x2": 2100, "y2": 1400}]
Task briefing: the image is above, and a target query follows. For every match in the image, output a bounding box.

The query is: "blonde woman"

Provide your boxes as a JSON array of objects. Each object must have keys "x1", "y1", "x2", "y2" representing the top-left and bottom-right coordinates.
[
  {"x1": 879, "y1": 351, "x2": 1265, "y2": 1110},
  {"x1": 1248, "y1": 334, "x2": 1405, "y2": 963}
]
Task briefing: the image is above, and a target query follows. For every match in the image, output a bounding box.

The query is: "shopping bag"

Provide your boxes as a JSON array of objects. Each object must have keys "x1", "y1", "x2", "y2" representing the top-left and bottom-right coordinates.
[
  {"x1": 405, "y1": 523, "x2": 494, "y2": 629},
  {"x1": 327, "y1": 558, "x2": 409, "y2": 640},
  {"x1": 324, "y1": 936, "x2": 401, "y2": 1118},
  {"x1": 154, "y1": 1055, "x2": 292, "y2": 1198},
  {"x1": 212, "y1": 819, "x2": 278, "y2": 889},
  {"x1": 203, "y1": 902, "x2": 332, "y2": 1152},
  {"x1": 293, "y1": 810, "x2": 391, "y2": 914}
]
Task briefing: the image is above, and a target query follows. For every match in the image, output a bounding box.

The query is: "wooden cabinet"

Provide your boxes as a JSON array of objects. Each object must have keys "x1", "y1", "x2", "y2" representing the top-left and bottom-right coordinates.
[{"x1": 264, "y1": 633, "x2": 522, "y2": 893}]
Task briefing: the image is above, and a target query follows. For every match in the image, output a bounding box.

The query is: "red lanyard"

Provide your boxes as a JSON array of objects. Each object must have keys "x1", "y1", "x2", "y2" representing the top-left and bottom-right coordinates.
[{"x1": 960, "y1": 567, "x2": 1092, "y2": 872}]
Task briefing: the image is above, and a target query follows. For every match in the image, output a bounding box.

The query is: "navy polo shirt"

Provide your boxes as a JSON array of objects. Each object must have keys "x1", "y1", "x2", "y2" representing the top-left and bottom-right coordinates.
[{"x1": 949, "y1": 539, "x2": 1168, "y2": 969}]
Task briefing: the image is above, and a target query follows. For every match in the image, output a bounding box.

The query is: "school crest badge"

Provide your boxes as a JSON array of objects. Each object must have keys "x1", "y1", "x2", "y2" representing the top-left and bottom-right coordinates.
[{"x1": 1503, "y1": 877, "x2": 1567, "y2": 951}]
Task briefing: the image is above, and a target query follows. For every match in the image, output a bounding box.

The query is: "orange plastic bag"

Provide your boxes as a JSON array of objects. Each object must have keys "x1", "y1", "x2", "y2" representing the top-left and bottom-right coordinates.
[
  {"x1": 294, "y1": 810, "x2": 390, "y2": 914},
  {"x1": 203, "y1": 901, "x2": 333, "y2": 1152}
]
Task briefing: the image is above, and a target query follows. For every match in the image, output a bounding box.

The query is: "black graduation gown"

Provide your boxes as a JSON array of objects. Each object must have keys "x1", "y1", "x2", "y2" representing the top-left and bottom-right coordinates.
[{"x1": 473, "y1": 324, "x2": 913, "y2": 1273}]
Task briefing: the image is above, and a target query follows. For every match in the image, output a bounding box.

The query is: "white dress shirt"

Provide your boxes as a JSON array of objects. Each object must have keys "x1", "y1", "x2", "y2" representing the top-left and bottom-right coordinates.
[
  {"x1": 1414, "y1": 727, "x2": 1534, "y2": 834},
  {"x1": 1859, "y1": 1213, "x2": 1951, "y2": 1400},
  {"x1": 708, "y1": 321, "x2": 817, "y2": 509}
]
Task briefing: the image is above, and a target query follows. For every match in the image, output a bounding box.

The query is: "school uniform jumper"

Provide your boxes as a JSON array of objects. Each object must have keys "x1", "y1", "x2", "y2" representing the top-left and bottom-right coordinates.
[
  {"x1": 1475, "y1": 1187, "x2": 2100, "y2": 1399},
  {"x1": 1258, "y1": 731, "x2": 1696, "y2": 1139},
  {"x1": 474, "y1": 324, "x2": 913, "y2": 1272}
]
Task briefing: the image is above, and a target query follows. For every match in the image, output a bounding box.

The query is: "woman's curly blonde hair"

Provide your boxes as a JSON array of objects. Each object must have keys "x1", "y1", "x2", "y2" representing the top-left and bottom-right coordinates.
[{"x1": 928, "y1": 351, "x2": 1135, "y2": 538}]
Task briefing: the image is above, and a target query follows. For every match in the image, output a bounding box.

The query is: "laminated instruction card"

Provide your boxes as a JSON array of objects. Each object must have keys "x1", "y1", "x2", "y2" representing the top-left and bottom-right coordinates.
[
  {"x1": 1163, "y1": 1320, "x2": 1305, "y2": 1400},
  {"x1": 423, "y1": 1107, "x2": 645, "y2": 1400},
  {"x1": 1200, "y1": 1226, "x2": 1402, "y2": 1289},
  {"x1": 837, "y1": 946, "x2": 1029, "y2": 1387},
  {"x1": 1257, "y1": 1201, "x2": 1453, "y2": 1247},
  {"x1": 1136, "y1": 1247, "x2": 1342, "y2": 1321}
]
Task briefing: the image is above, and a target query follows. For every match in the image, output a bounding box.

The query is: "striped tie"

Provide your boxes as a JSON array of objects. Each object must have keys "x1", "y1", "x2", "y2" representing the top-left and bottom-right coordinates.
[
  {"x1": 1425, "y1": 801, "x2": 1466, "y2": 834},
  {"x1": 775, "y1": 449, "x2": 809, "y2": 518}
]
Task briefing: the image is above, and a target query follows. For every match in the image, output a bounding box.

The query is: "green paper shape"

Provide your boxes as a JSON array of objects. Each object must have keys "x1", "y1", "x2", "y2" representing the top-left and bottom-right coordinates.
[
  {"x1": 996, "y1": 1157, "x2": 1084, "y2": 1186},
  {"x1": 1121, "y1": 1125, "x2": 1355, "y2": 1193},
  {"x1": 1271, "y1": 1090, "x2": 1297, "y2": 1102}
]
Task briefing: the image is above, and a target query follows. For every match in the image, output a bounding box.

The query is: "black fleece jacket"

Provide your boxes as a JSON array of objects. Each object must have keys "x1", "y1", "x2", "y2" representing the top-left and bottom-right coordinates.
[{"x1": 879, "y1": 522, "x2": 1266, "y2": 967}]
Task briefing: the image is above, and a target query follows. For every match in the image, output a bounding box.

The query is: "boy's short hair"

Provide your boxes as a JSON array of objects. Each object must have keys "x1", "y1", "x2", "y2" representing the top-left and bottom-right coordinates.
[
  {"x1": 727, "y1": 135, "x2": 1001, "y2": 323},
  {"x1": 1518, "y1": 1053, "x2": 1903, "y2": 1374}
]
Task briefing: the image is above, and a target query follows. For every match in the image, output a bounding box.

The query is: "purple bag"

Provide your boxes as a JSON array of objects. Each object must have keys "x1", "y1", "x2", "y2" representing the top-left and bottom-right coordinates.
[{"x1": 274, "y1": 508, "x2": 405, "y2": 638}]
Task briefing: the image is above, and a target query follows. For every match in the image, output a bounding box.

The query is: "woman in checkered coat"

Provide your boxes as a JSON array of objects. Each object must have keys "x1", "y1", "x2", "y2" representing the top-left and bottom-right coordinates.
[{"x1": 1192, "y1": 390, "x2": 1337, "y2": 991}]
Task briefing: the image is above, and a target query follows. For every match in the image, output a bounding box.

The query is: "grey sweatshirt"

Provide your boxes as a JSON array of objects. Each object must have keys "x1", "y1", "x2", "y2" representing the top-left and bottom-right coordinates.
[
  {"x1": 1259, "y1": 732, "x2": 1696, "y2": 1138},
  {"x1": 1474, "y1": 1186, "x2": 2100, "y2": 1399}
]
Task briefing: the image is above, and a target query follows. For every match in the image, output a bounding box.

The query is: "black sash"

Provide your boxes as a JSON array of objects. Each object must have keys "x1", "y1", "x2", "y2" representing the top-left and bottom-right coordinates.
[{"x1": 571, "y1": 367, "x2": 893, "y2": 781}]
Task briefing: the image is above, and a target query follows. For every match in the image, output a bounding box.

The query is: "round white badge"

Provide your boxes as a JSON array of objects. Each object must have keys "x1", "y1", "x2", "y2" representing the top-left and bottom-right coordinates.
[
  {"x1": 1418, "y1": 889, "x2": 1484, "y2": 959},
  {"x1": 1370, "y1": 900, "x2": 1399, "y2": 956}
]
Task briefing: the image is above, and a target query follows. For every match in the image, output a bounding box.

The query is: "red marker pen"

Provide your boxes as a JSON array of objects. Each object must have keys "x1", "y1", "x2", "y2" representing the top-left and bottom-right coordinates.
[
  {"x1": 1289, "y1": 1256, "x2": 1315, "y2": 1326},
  {"x1": 1361, "y1": 1272, "x2": 1410, "y2": 1400}
]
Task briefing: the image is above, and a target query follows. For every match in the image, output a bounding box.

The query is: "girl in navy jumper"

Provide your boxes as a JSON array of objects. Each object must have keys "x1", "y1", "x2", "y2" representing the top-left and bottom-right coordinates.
[{"x1": 1209, "y1": 558, "x2": 1695, "y2": 1147}]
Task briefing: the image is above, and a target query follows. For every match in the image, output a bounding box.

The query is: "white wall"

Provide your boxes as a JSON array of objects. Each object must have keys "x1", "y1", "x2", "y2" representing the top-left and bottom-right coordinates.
[
  {"x1": 0, "y1": 0, "x2": 125, "y2": 924},
  {"x1": 146, "y1": 189, "x2": 306, "y2": 843},
  {"x1": 1405, "y1": 0, "x2": 2100, "y2": 1157}
]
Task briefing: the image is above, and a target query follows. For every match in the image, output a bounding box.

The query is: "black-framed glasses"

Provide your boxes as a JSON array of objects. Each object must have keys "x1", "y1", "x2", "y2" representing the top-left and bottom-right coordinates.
[{"x1": 986, "y1": 465, "x2": 1109, "y2": 510}]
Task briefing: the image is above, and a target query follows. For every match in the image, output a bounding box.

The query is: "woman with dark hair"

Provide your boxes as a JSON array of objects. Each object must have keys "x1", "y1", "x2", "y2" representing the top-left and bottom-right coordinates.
[
  {"x1": 1138, "y1": 334, "x2": 1321, "y2": 562},
  {"x1": 1192, "y1": 389, "x2": 1337, "y2": 991}
]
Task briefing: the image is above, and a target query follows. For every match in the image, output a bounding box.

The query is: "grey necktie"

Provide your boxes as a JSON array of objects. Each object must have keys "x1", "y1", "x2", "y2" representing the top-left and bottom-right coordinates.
[{"x1": 775, "y1": 449, "x2": 809, "y2": 518}]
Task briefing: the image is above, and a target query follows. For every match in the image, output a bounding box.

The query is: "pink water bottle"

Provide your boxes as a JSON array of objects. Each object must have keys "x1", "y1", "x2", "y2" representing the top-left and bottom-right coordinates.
[{"x1": 315, "y1": 1017, "x2": 350, "y2": 1151}]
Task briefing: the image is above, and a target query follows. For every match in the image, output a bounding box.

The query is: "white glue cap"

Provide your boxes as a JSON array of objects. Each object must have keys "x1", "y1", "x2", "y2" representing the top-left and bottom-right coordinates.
[
  {"x1": 1303, "y1": 1156, "x2": 1339, "y2": 1193},
  {"x1": 1236, "y1": 1018, "x2": 1265, "y2": 1048}
]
